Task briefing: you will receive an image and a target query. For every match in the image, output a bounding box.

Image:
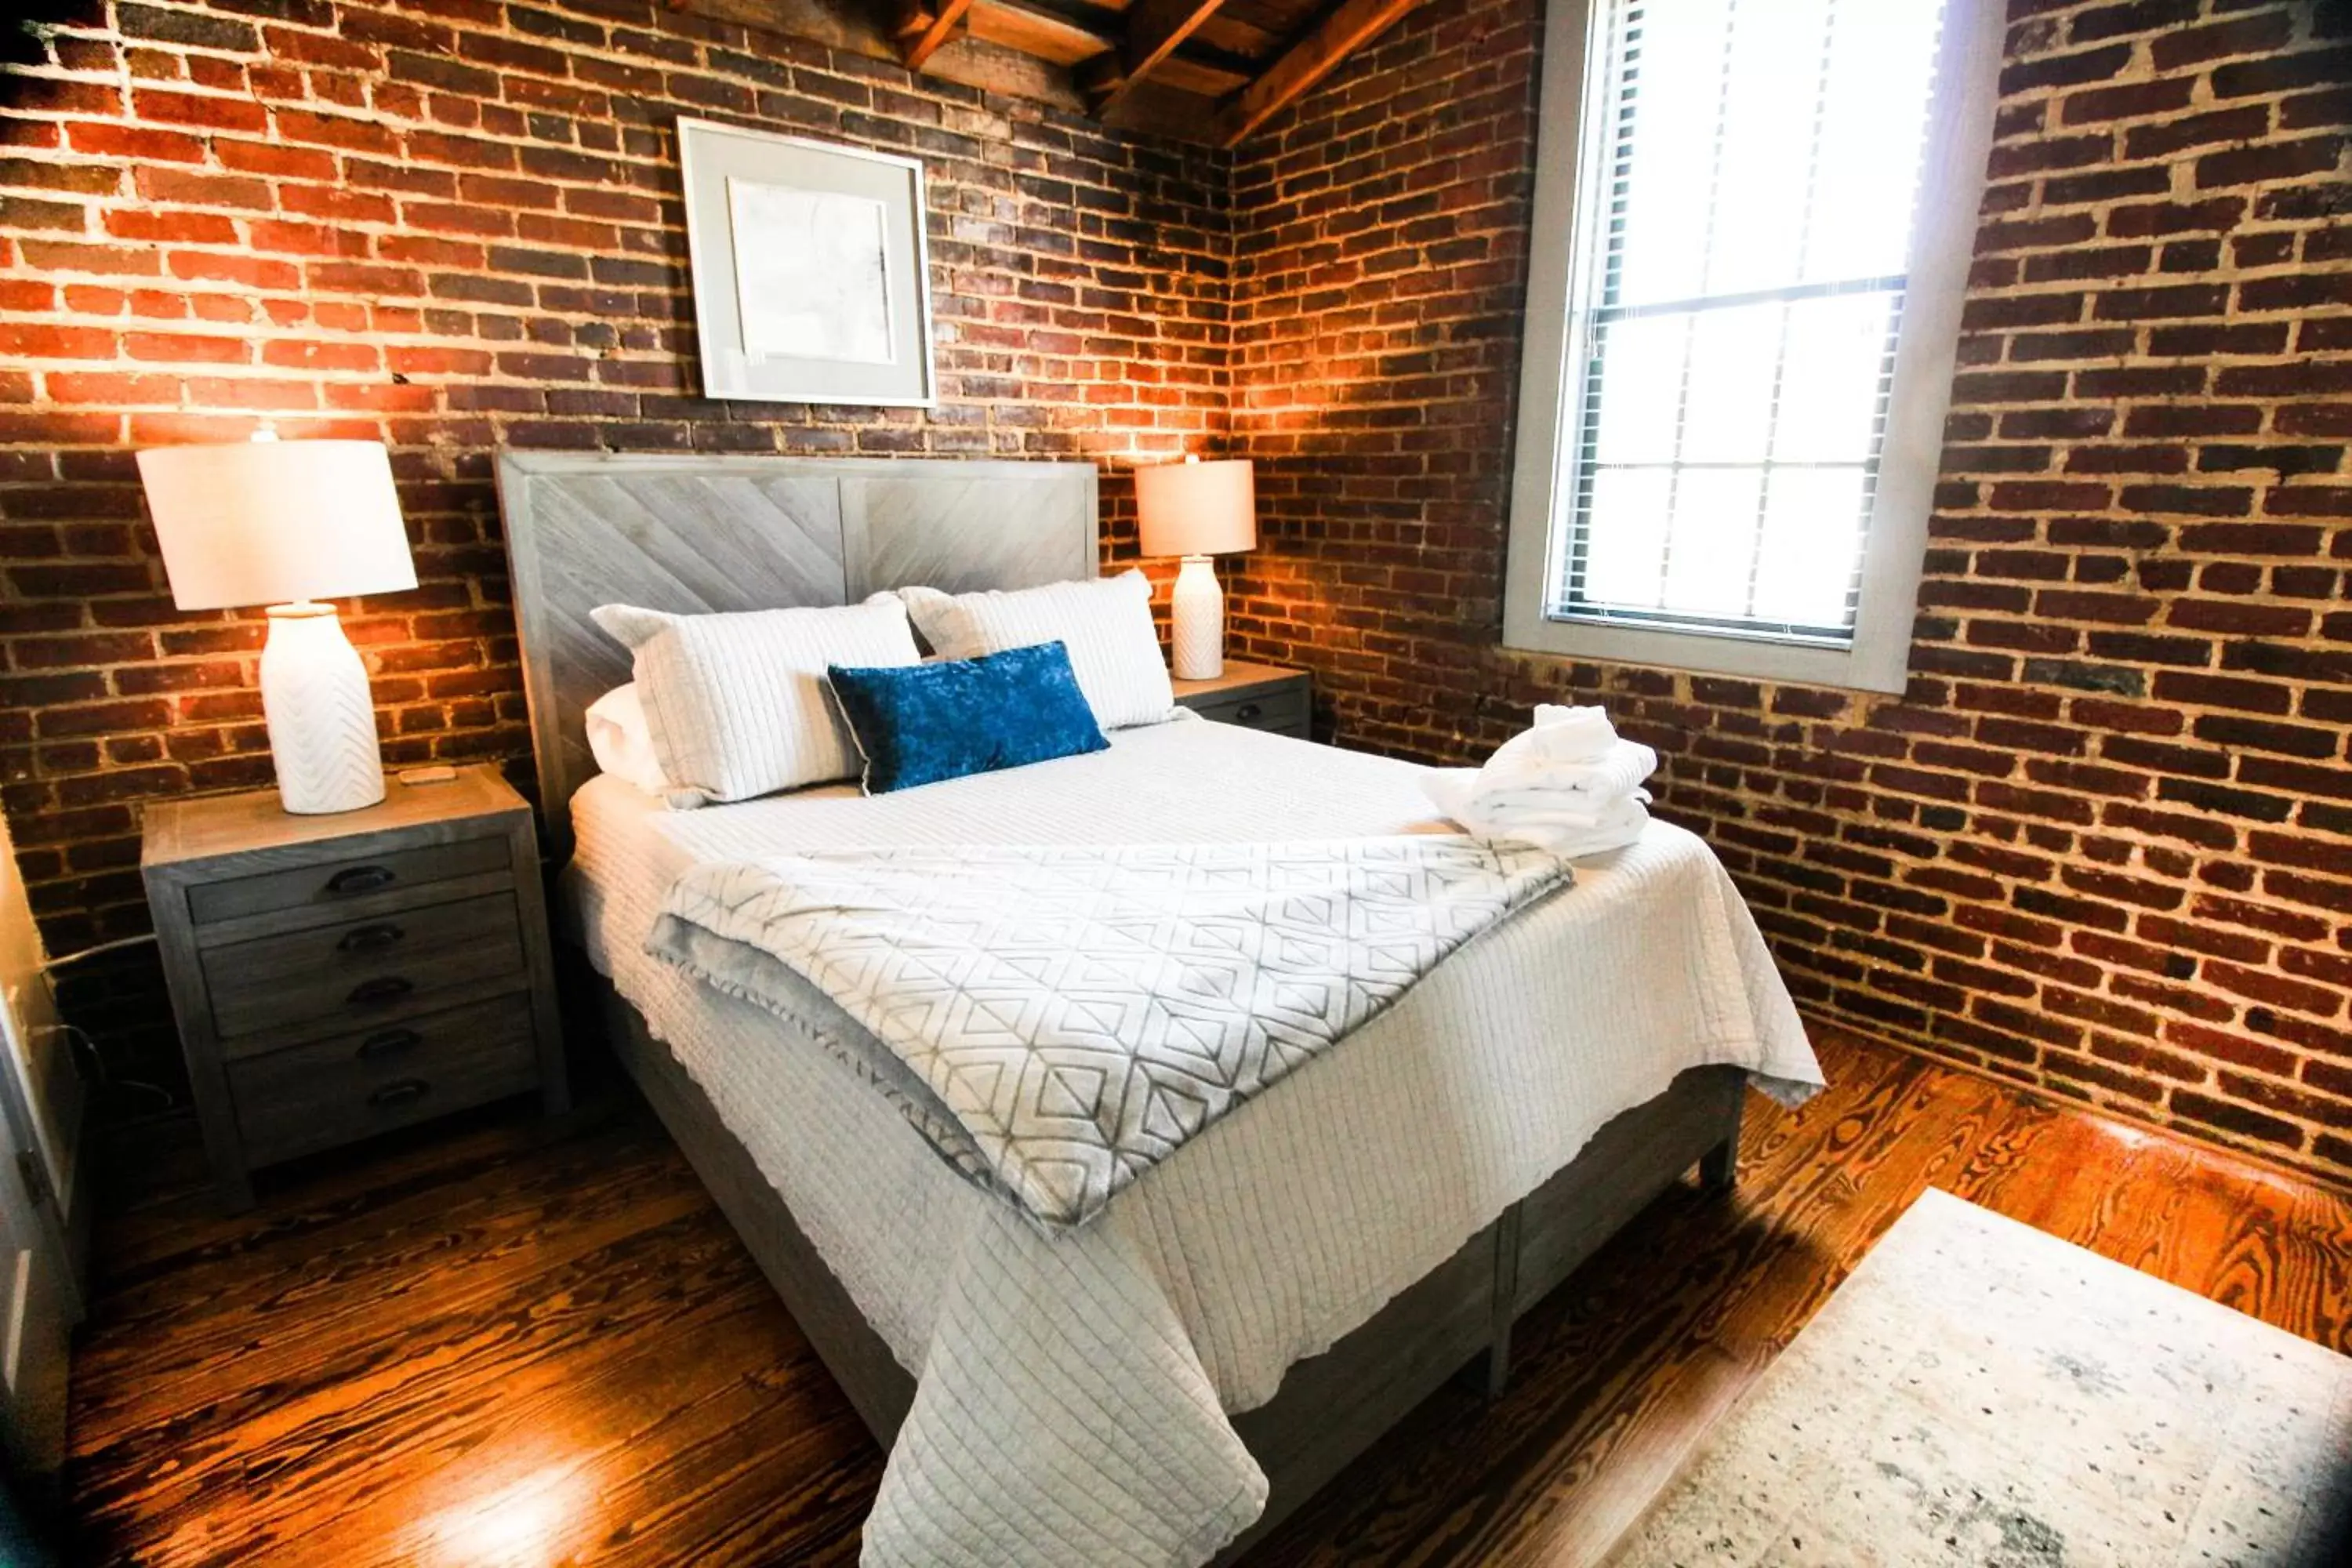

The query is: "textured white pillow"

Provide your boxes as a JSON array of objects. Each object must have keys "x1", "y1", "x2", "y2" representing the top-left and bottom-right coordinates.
[
  {"x1": 590, "y1": 598, "x2": 920, "y2": 808},
  {"x1": 583, "y1": 684, "x2": 668, "y2": 796},
  {"x1": 896, "y1": 569, "x2": 1175, "y2": 731}
]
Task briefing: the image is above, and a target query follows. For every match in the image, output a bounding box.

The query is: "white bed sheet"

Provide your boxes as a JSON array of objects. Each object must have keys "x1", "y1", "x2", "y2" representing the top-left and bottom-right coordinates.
[{"x1": 566, "y1": 719, "x2": 1822, "y2": 1564}]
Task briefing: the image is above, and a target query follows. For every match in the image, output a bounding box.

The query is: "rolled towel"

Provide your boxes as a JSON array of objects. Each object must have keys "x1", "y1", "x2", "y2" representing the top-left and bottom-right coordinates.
[
  {"x1": 1475, "y1": 739, "x2": 1657, "y2": 801},
  {"x1": 1536, "y1": 702, "x2": 1617, "y2": 750},
  {"x1": 1483, "y1": 704, "x2": 1619, "y2": 774}
]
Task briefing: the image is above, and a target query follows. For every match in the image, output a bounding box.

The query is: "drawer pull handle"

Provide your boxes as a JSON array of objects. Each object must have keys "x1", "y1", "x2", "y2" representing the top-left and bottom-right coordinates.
[
  {"x1": 1235, "y1": 702, "x2": 1262, "y2": 721},
  {"x1": 338, "y1": 923, "x2": 405, "y2": 954},
  {"x1": 367, "y1": 1079, "x2": 430, "y2": 1110},
  {"x1": 357, "y1": 1028, "x2": 423, "y2": 1061},
  {"x1": 326, "y1": 866, "x2": 395, "y2": 896},
  {"x1": 346, "y1": 975, "x2": 415, "y2": 1007}
]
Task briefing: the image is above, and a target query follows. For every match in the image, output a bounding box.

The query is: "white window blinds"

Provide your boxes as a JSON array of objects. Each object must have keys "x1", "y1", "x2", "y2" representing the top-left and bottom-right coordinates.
[{"x1": 1552, "y1": 0, "x2": 1951, "y2": 645}]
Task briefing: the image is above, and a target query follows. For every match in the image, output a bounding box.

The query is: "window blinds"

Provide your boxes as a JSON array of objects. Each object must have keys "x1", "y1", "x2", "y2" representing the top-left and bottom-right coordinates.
[{"x1": 1552, "y1": 0, "x2": 1950, "y2": 644}]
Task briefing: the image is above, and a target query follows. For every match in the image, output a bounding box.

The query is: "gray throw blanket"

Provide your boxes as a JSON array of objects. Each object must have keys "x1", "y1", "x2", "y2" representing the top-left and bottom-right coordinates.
[{"x1": 646, "y1": 838, "x2": 1570, "y2": 1230}]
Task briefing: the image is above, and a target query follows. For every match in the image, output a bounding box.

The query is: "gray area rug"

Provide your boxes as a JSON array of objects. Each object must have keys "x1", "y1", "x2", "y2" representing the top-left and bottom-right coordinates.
[{"x1": 1606, "y1": 1188, "x2": 2352, "y2": 1567}]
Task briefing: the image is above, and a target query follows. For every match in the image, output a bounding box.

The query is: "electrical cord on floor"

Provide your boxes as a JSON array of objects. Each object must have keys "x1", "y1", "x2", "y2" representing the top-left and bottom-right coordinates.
[
  {"x1": 35, "y1": 931, "x2": 158, "y2": 973},
  {"x1": 42, "y1": 1021, "x2": 174, "y2": 1116},
  {"x1": 25, "y1": 935, "x2": 180, "y2": 1116}
]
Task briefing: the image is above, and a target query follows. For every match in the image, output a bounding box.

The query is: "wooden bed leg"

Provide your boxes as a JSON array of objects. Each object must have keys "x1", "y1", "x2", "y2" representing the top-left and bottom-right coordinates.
[
  {"x1": 1699, "y1": 1094, "x2": 1744, "y2": 1193},
  {"x1": 1481, "y1": 1203, "x2": 1523, "y2": 1399},
  {"x1": 1481, "y1": 1322, "x2": 1513, "y2": 1399}
]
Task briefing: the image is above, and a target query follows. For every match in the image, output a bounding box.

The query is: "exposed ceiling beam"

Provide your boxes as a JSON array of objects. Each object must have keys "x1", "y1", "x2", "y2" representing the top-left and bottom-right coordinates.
[
  {"x1": 968, "y1": 0, "x2": 1116, "y2": 67},
  {"x1": 902, "y1": 0, "x2": 977, "y2": 70},
  {"x1": 1087, "y1": 0, "x2": 1230, "y2": 118},
  {"x1": 1214, "y1": 0, "x2": 1424, "y2": 146}
]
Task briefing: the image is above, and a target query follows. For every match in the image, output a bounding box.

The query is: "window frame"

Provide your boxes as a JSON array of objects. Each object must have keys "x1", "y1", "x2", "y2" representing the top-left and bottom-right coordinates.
[{"x1": 1502, "y1": 0, "x2": 2008, "y2": 695}]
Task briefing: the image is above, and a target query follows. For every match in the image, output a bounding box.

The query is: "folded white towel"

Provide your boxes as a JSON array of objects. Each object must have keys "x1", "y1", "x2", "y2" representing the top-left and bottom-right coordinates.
[
  {"x1": 1483, "y1": 704, "x2": 1619, "y2": 773},
  {"x1": 1461, "y1": 788, "x2": 1653, "y2": 834},
  {"x1": 1424, "y1": 704, "x2": 1660, "y2": 858},
  {"x1": 1422, "y1": 771, "x2": 1651, "y2": 857},
  {"x1": 1504, "y1": 797, "x2": 1649, "y2": 858},
  {"x1": 1524, "y1": 710, "x2": 1618, "y2": 757},
  {"x1": 1475, "y1": 740, "x2": 1657, "y2": 802}
]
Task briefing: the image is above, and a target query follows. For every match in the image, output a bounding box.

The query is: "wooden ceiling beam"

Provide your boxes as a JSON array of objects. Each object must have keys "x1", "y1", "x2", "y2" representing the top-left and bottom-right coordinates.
[
  {"x1": 1214, "y1": 0, "x2": 1424, "y2": 146},
  {"x1": 1088, "y1": 0, "x2": 1230, "y2": 117},
  {"x1": 969, "y1": 0, "x2": 1117, "y2": 67},
  {"x1": 888, "y1": 0, "x2": 929, "y2": 39},
  {"x1": 902, "y1": 0, "x2": 977, "y2": 70}
]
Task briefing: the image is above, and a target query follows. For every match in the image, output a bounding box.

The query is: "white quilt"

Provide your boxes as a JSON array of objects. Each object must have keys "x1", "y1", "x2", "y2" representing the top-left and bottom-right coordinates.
[
  {"x1": 648, "y1": 838, "x2": 1573, "y2": 1229},
  {"x1": 564, "y1": 720, "x2": 1823, "y2": 1567}
]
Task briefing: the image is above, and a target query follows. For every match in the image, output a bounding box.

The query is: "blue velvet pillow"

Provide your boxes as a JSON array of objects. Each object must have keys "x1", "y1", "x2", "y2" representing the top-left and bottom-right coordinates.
[{"x1": 827, "y1": 640, "x2": 1111, "y2": 794}]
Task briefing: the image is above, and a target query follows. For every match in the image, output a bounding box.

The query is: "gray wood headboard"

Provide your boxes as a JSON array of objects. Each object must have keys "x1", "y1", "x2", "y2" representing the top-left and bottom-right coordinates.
[{"x1": 495, "y1": 452, "x2": 1100, "y2": 848}]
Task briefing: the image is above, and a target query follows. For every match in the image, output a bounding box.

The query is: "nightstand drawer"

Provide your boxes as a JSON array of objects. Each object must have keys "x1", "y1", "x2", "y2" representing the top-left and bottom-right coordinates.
[
  {"x1": 204, "y1": 893, "x2": 526, "y2": 1041},
  {"x1": 188, "y1": 835, "x2": 510, "y2": 927},
  {"x1": 145, "y1": 766, "x2": 568, "y2": 1207},
  {"x1": 1189, "y1": 687, "x2": 1308, "y2": 735},
  {"x1": 227, "y1": 994, "x2": 539, "y2": 1166}
]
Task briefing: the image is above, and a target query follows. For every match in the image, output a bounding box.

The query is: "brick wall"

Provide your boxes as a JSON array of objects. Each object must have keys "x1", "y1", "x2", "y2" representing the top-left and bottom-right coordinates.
[
  {"x1": 0, "y1": 0, "x2": 1228, "y2": 1096},
  {"x1": 1230, "y1": 0, "x2": 2352, "y2": 1184},
  {"x1": 5, "y1": 0, "x2": 2350, "y2": 1188}
]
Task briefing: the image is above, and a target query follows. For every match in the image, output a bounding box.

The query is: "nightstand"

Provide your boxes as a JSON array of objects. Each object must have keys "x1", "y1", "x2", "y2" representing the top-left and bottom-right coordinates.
[
  {"x1": 1172, "y1": 659, "x2": 1312, "y2": 739},
  {"x1": 141, "y1": 767, "x2": 568, "y2": 1208}
]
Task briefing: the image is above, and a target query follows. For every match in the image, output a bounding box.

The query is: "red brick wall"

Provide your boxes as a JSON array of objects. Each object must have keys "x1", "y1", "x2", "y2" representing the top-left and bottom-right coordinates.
[
  {"x1": 0, "y1": 0, "x2": 1228, "y2": 1091},
  {"x1": 1231, "y1": 0, "x2": 2352, "y2": 1184},
  {"x1": 6, "y1": 0, "x2": 2351, "y2": 1187}
]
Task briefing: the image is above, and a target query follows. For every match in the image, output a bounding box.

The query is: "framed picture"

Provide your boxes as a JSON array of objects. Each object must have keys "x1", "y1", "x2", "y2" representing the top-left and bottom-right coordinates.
[{"x1": 678, "y1": 118, "x2": 936, "y2": 407}]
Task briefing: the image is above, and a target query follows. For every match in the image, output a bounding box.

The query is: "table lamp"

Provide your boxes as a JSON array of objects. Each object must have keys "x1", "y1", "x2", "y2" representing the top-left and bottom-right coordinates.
[
  {"x1": 136, "y1": 434, "x2": 417, "y2": 815},
  {"x1": 1135, "y1": 455, "x2": 1256, "y2": 681}
]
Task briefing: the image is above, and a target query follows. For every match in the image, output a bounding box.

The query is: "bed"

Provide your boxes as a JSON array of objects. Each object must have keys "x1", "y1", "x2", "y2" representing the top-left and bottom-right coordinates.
[{"x1": 495, "y1": 451, "x2": 1823, "y2": 1566}]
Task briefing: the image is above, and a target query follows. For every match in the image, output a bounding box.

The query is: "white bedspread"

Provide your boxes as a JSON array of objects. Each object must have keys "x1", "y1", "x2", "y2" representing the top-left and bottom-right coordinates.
[
  {"x1": 649, "y1": 837, "x2": 1573, "y2": 1229},
  {"x1": 566, "y1": 720, "x2": 1822, "y2": 1567}
]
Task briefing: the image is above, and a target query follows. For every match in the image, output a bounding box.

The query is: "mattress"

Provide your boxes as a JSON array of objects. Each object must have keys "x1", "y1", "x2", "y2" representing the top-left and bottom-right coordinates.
[{"x1": 564, "y1": 717, "x2": 1823, "y2": 1565}]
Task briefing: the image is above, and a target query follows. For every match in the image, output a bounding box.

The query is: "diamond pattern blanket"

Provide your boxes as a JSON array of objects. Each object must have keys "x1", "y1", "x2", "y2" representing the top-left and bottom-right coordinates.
[{"x1": 646, "y1": 837, "x2": 1572, "y2": 1230}]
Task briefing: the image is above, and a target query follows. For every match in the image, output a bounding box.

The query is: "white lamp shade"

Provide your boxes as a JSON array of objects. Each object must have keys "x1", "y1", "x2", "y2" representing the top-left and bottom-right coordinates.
[
  {"x1": 1135, "y1": 457, "x2": 1257, "y2": 557},
  {"x1": 136, "y1": 438, "x2": 418, "y2": 610}
]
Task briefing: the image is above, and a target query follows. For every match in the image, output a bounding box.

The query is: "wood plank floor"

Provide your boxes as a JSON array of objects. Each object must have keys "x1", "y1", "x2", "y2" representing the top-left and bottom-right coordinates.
[{"x1": 65, "y1": 1025, "x2": 2352, "y2": 1566}]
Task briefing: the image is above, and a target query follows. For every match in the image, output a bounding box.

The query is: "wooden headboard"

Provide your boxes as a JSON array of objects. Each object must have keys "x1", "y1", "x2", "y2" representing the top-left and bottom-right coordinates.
[{"x1": 495, "y1": 452, "x2": 1100, "y2": 848}]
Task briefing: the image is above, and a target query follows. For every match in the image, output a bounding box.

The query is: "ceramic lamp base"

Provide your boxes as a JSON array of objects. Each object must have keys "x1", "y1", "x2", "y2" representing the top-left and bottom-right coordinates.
[
  {"x1": 260, "y1": 602, "x2": 385, "y2": 815},
  {"x1": 1171, "y1": 555, "x2": 1225, "y2": 681}
]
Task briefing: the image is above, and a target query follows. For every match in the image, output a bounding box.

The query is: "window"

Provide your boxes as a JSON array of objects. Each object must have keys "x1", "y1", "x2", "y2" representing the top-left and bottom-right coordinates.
[{"x1": 1504, "y1": 0, "x2": 2004, "y2": 693}]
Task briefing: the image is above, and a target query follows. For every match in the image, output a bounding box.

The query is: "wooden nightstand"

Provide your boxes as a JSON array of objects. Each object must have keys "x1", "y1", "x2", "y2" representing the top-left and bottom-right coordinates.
[
  {"x1": 141, "y1": 767, "x2": 568, "y2": 1208},
  {"x1": 1171, "y1": 659, "x2": 1312, "y2": 739}
]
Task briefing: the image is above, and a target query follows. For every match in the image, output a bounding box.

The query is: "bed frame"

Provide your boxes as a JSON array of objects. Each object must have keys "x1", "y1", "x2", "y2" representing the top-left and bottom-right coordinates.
[{"x1": 496, "y1": 450, "x2": 1745, "y2": 1562}]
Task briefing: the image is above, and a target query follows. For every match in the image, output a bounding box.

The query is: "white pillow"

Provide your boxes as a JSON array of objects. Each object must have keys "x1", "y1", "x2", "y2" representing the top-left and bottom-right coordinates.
[
  {"x1": 590, "y1": 598, "x2": 920, "y2": 808},
  {"x1": 583, "y1": 684, "x2": 668, "y2": 796},
  {"x1": 896, "y1": 569, "x2": 1175, "y2": 731}
]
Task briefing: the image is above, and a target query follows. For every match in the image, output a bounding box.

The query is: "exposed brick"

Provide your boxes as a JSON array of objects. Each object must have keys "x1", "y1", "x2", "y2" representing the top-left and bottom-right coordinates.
[
  {"x1": 2151, "y1": 13, "x2": 2294, "y2": 72},
  {"x1": 2170, "y1": 1091, "x2": 2302, "y2": 1149},
  {"x1": 2209, "y1": 46, "x2": 2352, "y2": 100},
  {"x1": 0, "y1": 0, "x2": 1229, "y2": 1102},
  {"x1": 115, "y1": 3, "x2": 260, "y2": 52},
  {"x1": 2001, "y1": 44, "x2": 2133, "y2": 96},
  {"x1": 2197, "y1": 135, "x2": 2348, "y2": 190},
  {"x1": 128, "y1": 88, "x2": 268, "y2": 133},
  {"x1": 1224, "y1": 0, "x2": 2352, "y2": 1189},
  {"x1": 5, "y1": 0, "x2": 2350, "y2": 1190}
]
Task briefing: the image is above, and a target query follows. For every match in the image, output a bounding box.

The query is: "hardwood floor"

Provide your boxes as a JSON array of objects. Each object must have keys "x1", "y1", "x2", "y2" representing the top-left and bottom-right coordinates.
[{"x1": 65, "y1": 1025, "x2": 2352, "y2": 1566}]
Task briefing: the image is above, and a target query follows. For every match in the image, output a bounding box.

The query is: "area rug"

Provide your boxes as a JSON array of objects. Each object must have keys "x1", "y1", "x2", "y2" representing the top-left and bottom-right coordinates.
[{"x1": 1604, "y1": 1188, "x2": 2352, "y2": 1567}]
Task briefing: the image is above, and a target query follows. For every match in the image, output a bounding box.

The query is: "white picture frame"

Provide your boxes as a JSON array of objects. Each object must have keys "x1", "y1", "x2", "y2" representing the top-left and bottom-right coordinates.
[{"x1": 678, "y1": 118, "x2": 937, "y2": 407}]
